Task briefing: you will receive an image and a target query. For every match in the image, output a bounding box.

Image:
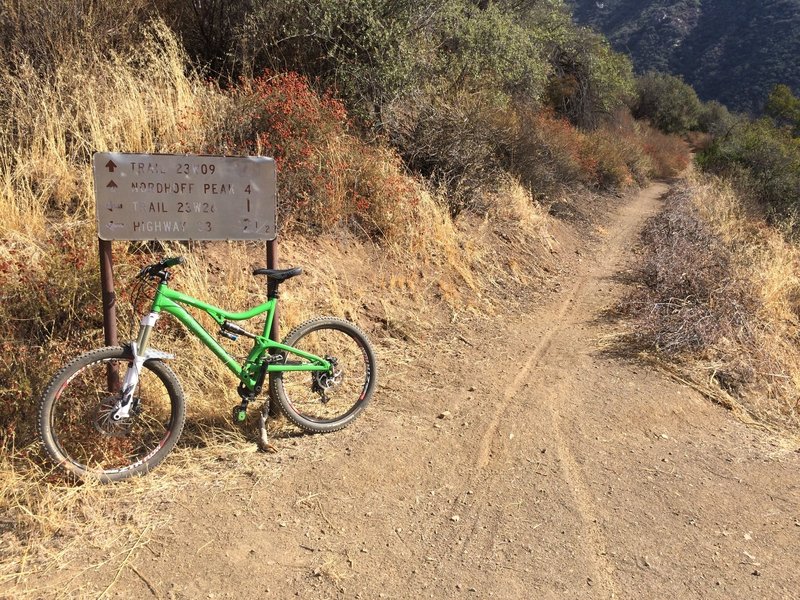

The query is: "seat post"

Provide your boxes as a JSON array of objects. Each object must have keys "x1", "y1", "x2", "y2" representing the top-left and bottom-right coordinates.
[
  {"x1": 267, "y1": 278, "x2": 279, "y2": 300},
  {"x1": 266, "y1": 240, "x2": 280, "y2": 418},
  {"x1": 266, "y1": 237, "x2": 280, "y2": 317}
]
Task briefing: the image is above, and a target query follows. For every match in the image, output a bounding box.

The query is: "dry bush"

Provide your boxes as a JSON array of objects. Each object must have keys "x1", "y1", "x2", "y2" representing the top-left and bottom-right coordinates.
[
  {"x1": 588, "y1": 110, "x2": 691, "y2": 186},
  {"x1": 386, "y1": 90, "x2": 512, "y2": 216},
  {"x1": 584, "y1": 128, "x2": 638, "y2": 188},
  {"x1": 621, "y1": 186, "x2": 757, "y2": 359},
  {"x1": 205, "y1": 70, "x2": 423, "y2": 241},
  {"x1": 619, "y1": 177, "x2": 800, "y2": 428},
  {"x1": 639, "y1": 125, "x2": 692, "y2": 178},
  {"x1": 685, "y1": 131, "x2": 714, "y2": 152},
  {"x1": 505, "y1": 109, "x2": 592, "y2": 199}
]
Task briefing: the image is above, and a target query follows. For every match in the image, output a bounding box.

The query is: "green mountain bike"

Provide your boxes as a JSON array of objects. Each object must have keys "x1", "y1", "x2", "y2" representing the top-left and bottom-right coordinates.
[{"x1": 38, "y1": 257, "x2": 377, "y2": 482}]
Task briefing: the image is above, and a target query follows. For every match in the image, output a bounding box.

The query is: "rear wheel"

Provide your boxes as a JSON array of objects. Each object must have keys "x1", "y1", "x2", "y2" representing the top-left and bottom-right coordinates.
[
  {"x1": 38, "y1": 346, "x2": 185, "y2": 482},
  {"x1": 271, "y1": 318, "x2": 377, "y2": 433}
]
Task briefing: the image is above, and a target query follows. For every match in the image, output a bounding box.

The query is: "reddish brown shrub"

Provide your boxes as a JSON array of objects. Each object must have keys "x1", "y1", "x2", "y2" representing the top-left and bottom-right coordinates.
[
  {"x1": 640, "y1": 125, "x2": 691, "y2": 178},
  {"x1": 215, "y1": 70, "x2": 418, "y2": 238}
]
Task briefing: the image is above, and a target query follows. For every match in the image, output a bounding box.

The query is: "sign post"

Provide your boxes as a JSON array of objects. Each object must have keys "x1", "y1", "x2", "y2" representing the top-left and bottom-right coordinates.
[{"x1": 92, "y1": 151, "x2": 279, "y2": 346}]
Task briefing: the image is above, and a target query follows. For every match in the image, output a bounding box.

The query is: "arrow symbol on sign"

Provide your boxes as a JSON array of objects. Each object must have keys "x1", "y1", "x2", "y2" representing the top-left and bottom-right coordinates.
[
  {"x1": 106, "y1": 180, "x2": 118, "y2": 189},
  {"x1": 105, "y1": 160, "x2": 117, "y2": 173}
]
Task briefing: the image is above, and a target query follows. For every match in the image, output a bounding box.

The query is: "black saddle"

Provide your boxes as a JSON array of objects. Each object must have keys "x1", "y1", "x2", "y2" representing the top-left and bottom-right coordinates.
[{"x1": 252, "y1": 267, "x2": 303, "y2": 282}]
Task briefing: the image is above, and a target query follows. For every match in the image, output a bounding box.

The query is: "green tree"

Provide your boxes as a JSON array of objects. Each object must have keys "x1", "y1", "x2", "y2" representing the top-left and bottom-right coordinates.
[
  {"x1": 545, "y1": 28, "x2": 635, "y2": 129},
  {"x1": 697, "y1": 100, "x2": 736, "y2": 137},
  {"x1": 633, "y1": 72, "x2": 702, "y2": 134},
  {"x1": 765, "y1": 84, "x2": 800, "y2": 135}
]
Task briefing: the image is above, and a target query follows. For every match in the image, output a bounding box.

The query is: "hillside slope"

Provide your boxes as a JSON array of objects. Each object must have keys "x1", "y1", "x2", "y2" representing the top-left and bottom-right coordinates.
[{"x1": 570, "y1": 0, "x2": 800, "y2": 113}]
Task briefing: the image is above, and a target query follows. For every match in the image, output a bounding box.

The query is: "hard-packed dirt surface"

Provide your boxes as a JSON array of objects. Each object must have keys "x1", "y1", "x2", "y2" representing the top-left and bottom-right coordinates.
[{"x1": 10, "y1": 184, "x2": 800, "y2": 599}]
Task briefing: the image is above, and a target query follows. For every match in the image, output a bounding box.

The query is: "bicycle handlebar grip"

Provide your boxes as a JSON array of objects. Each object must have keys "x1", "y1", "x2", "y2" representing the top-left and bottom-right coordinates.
[{"x1": 162, "y1": 256, "x2": 185, "y2": 268}]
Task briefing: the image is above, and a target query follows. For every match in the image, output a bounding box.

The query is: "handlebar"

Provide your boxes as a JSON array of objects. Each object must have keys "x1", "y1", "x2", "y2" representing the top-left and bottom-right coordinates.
[{"x1": 138, "y1": 256, "x2": 185, "y2": 280}]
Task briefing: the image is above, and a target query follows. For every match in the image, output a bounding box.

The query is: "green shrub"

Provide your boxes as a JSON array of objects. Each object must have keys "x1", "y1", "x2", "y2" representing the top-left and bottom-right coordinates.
[
  {"x1": 425, "y1": 1, "x2": 549, "y2": 98},
  {"x1": 221, "y1": 0, "x2": 421, "y2": 122},
  {"x1": 697, "y1": 100, "x2": 737, "y2": 137},
  {"x1": 698, "y1": 118, "x2": 800, "y2": 221},
  {"x1": 633, "y1": 72, "x2": 702, "y2": 134},
  {"x1": 765, "y1": 83, "x2": 800, "y2": 136}
]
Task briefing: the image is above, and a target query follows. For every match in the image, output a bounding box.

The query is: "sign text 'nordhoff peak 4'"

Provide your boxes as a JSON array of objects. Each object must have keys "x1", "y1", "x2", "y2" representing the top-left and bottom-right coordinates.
[{"x1": 93, "y1": 152, "x2": 277, "y2": 241}]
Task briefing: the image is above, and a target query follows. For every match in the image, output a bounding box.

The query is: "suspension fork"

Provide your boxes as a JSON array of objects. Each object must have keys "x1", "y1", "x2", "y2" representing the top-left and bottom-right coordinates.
[{"x1": 111, "y1": 312, "x2": 172, "y2": 421}]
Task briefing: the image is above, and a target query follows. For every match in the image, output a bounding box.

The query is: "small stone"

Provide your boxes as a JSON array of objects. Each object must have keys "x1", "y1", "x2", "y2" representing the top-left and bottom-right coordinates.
[
  {"x1": 438, "y1": 411, "x2": 451, "y2": 419},
  {"x1": 752, "y1": 569, "x2": 762, "y2": 577},
  {"x1": 468, "y1": 386, "x2": 476, "y2": 392},
  {"x1": 451, "y1": 515, "x2": 461, "y2": 523}
]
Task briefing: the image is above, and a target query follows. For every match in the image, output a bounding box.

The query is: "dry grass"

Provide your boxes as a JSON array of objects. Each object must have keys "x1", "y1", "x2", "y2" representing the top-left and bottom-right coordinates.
[
  {"x1": 618, "y1": 174, "x2": 800, "y2": 429},
  {"x1": 0, "y1": 20, "x2": 219, "y2": 230},
  {"x1": 0, "y1": 434, "x2": 274, "y2": 599}
]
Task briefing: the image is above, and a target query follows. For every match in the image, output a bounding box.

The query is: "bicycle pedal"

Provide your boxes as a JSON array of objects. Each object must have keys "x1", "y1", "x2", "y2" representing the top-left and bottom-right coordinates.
[{"x1": 232, "y1": 405, "x2": 247, "y2": 423}]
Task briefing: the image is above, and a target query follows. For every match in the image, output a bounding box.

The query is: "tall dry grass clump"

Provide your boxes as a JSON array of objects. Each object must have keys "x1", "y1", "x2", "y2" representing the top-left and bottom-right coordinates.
[
  {"x1": 0, "y1": 20, "x2": 218, "y2": 233},
  {"x1": 619, "y1": 175, "x2": 800, "y2": 429}
]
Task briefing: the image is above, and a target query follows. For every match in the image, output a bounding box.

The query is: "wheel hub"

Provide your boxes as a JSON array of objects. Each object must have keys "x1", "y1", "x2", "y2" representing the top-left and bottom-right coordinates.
[
  {"x1": 94, "y1": 396, "x2": 139, "y2": 437},
  {"x1": 312, "y1": 357, "x2": 343, "y2": 403}
]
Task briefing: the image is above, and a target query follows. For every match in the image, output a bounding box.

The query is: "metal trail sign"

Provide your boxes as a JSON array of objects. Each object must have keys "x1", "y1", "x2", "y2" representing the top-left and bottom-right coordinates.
[{"x1": 93, "y1": 153, "x2": 277, "y2": 241}]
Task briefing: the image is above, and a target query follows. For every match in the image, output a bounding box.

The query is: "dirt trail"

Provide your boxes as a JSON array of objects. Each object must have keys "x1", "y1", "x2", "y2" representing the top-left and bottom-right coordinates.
[{"x1": 40, "y1": 184, "x2": 800, "y2": 598}]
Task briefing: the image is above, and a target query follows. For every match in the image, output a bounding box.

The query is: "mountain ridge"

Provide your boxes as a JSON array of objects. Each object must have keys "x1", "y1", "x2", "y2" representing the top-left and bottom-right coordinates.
[{"x1": 569, "y1": 0, "x2": 800, "y2": 113}]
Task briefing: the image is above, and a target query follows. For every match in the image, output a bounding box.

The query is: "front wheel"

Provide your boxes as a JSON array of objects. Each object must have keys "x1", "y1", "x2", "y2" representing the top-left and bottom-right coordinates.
[
  {"x1": 38, "y1": 346, "x2": 186, "y2": 482},
  {"x1": 271, "y1": 318, "x2": 377, "y2": 433}
]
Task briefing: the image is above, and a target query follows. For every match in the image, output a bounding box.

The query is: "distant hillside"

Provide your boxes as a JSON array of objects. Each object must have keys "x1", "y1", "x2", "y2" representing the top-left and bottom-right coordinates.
[{"x1": 569, "y1": 0, "x2": 800, "y2": 114}]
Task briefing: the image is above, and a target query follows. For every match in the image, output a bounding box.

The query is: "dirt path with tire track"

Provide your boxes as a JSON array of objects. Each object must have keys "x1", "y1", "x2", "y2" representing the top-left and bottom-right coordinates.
[{"x1": 18, "y1": 183, "x2": 800, "y2": 599}]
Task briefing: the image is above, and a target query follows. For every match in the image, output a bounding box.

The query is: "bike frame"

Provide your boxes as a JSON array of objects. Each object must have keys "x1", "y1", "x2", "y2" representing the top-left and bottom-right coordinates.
[{"x1": 142, "y1": 281, "x2": 331, "y2": 391}]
